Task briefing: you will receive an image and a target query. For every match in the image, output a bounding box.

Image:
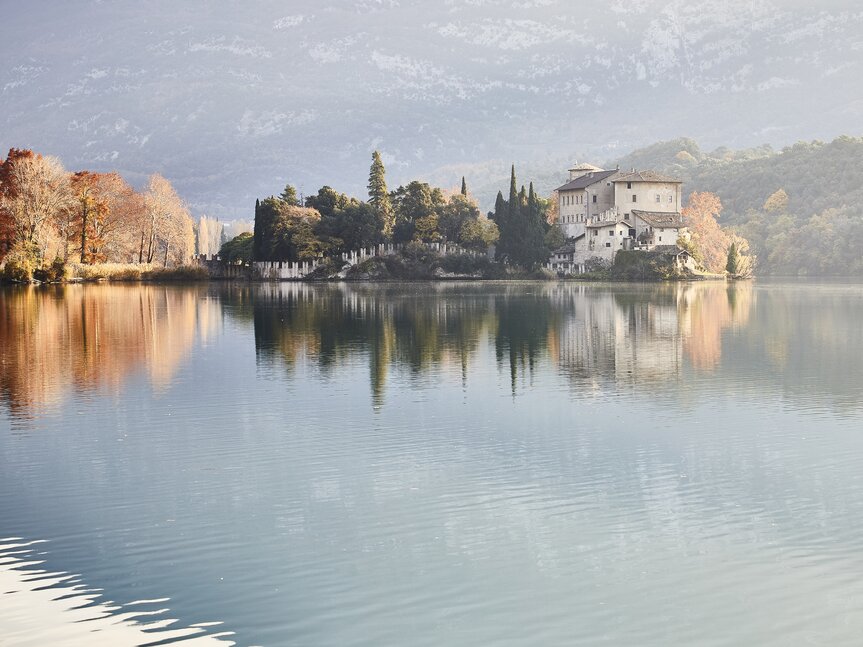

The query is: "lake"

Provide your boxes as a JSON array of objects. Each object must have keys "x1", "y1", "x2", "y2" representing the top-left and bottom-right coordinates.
[{"x1": 2, "y1": 281, "x2": 863, "y2": 646}]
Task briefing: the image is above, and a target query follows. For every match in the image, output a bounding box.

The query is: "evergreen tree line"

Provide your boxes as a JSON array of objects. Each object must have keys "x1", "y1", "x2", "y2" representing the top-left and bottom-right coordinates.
[
  {"x1": 246, "y1": 151, "x2": 559, "y2": 269},
  {"x1": 491, "y1": 165, "x2": 556, "y2": 269},
  {"x1": 248, "y1": 153, "x2": 554, "y2": 268}
]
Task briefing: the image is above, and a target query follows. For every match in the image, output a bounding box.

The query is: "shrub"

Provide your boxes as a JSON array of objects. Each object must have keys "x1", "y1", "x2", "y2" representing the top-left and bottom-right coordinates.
[
  {"x1": 33, "y1": 257, "x2": 68, "y2": 283},
  {"x1": 1, "y1": 257, "x2": 34, "y2": 283}
]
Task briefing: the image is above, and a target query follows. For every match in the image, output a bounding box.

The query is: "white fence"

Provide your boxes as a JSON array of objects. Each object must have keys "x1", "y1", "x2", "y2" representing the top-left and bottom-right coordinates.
[{"x1": 197, "y1": 242, "x2": 488, "y2": 281}]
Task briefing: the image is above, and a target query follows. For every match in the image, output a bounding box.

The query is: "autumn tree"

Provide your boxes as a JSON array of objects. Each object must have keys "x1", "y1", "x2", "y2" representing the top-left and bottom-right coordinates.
[
  {"x1": 682, "y1": 192, "x2": 731, "y2": 273},
  {"x1": 140, "y1": 174, "x2": 194, "y2": 266},
  {"x1": 69, "y1": 172, "x2": 112, "y2": 263},
  {"x1": 0, "y1": 149, "x2": 72, "y2": 259}
]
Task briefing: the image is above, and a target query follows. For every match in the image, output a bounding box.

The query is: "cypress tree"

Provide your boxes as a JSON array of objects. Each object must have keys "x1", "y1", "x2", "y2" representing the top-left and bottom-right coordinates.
[
  {"x1": 726, "y1": 242, "x2": 739, "y2": 275},
  {"x1": 253, "y1": 198, "x2": 262, "y2": 260},
  {"x1": 460, "y1": 176, "x2": 467, "y2": 196},
  {"x1": 368, "y1": 151, "x2": 394, "y2": 239},
  {"x1": 522, "y1": 182, "x2": 548, "y2": 269},
  {"x1": 508, "y1": 165, "x2": 518, "y2": 214},
  {"x1": 499, "y1": 165, "x2": 519, "y2": 260}
]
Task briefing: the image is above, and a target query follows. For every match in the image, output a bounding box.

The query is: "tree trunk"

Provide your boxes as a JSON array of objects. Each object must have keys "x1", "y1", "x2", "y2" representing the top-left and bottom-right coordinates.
[
  {"x1": 138, "y1": 230, "x2": 144, "y2": 264},
  {"x1": 80, "y1": 204, "x2": 88, "y2": 264},
  {"x1": 163, "y1": 240, "x2": 169, "y2": 267}
]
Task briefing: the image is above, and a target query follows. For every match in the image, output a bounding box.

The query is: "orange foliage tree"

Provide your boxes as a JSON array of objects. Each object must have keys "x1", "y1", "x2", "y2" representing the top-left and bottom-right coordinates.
[{"x1": 682, "y1": 192, "x2": 731, "y2": 273}]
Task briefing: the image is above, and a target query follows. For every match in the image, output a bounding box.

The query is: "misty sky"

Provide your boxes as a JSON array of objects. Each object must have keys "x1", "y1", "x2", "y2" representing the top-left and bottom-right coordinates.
[{"x1": 2, "y1": 0, "x2": 862, "y2": 217}]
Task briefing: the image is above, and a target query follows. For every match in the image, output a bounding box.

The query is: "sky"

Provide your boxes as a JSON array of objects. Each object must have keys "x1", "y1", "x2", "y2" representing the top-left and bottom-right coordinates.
[{"x1": 2, "y1": 0, "x2": 863, "y2": 217}]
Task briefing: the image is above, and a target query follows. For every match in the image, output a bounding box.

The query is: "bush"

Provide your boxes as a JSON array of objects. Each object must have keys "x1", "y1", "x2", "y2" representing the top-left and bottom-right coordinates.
[
  {"x1": 33, "y1": 257, "x2": 68, "y2": 283},
  {"x1": 1, "y1": 257, "x2": 34, "y2": 283}
]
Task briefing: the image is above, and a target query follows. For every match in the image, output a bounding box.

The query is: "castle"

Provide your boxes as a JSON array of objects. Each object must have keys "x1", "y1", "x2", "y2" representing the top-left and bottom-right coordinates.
[{"x1": 548, "y1": 163, "x2": 694, "y2": 274}]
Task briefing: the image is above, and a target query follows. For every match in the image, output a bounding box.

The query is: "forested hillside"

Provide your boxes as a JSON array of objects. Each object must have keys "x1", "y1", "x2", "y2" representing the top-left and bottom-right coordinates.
[{"x1": 611, "y1": 136, "x2": 863, "y2": 276}]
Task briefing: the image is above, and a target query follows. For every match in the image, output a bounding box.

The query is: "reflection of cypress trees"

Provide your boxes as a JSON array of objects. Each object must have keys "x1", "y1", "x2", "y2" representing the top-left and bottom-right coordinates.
[
  {"x1": 248, "y1": 284, "x2": 492, "y2": 407},
  {"x1": 493, "y1": 292, "x2": 553, "y2": 395}
]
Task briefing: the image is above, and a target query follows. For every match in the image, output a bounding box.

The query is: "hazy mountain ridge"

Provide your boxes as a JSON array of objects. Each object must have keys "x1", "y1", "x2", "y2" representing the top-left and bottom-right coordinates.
[{"x1": 3, "y1": 1, "x2": 863, "y2": 220}]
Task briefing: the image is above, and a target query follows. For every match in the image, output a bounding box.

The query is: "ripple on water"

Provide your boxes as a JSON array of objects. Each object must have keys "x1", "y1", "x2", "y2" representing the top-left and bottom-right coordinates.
[{"x1": 0, "y1": 540, "x2": 235, "y2": 646}]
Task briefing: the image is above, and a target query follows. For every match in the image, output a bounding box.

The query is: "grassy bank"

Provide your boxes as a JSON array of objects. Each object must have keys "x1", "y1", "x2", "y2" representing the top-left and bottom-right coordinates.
[{"x1": 0, "y1": 261, "x2": 209, "y2": 284}]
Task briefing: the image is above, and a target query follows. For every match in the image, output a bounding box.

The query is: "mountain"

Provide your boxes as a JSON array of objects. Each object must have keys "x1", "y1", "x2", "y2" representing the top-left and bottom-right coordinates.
[{"x1": 3, "y1": 1, "x2": 863, "y2": 221}]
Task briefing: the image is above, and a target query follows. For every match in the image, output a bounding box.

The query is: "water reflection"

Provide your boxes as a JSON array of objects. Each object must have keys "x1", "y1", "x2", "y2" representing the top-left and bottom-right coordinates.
[
  {"x1": 0, "y1": 285, "x2": 218, "y2": 418},
  {"x1": 246, "y1": 282, "x2": 756, "y2": 404},
  {"x1": 4, "y1": 280, "x2": 863, "y2": 414}
]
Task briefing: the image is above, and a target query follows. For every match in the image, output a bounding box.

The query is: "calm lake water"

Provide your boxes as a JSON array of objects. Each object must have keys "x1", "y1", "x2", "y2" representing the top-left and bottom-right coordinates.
[{"x1": 2, "y1": 281, "x2": 863, "y2": 646}]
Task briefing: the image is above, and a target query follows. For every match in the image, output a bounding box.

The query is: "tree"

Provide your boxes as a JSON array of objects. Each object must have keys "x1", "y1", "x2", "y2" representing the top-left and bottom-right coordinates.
[
  {"x1": 545, "y1": 223, "x2": 565, "y2": 250},
  {"x1": 316, "y1": 201, "x2": 383, "y2": 253},
  {"x1": 0, "y1": 149, "x2": 72, "y2": 260},
  {"x1": 460, "y1": 177, "x2": 467, "y2": 196},
  {"x1": 219, "y1": 232, "x2": 254, "y2": 264},
  {"x1": 726, "y1": 242, "x2": 739, "y2": 275},
  {"x1": 196, "y1": 215, "x2": 223, "y2": 257},
  {"x1": 390, "y1": 181, "x2": 444, "y2": 243},
  {"x1": 459, "y1": 216, "x2": 499, "y2": 251},
  {"x1": 140, "y1": 174, "x2": 194, "y2": 266},
  {"x1": 493, "y1": 166, "x2": 520, "y2": 260},
  {"x1": 509, "y1": 182, "x2": 548, "y2": 269},
  {"x1": 368, "y1": 151, "x2": 394, "y2": 239},
  {"x1": 253, "y1": 196, "x2": 325, "y2": 261},
  {"x1": 279, "y1": 184, "x2": 301, "y2": 206},
  {"x1": 69, "y1": 171, "x2": 109, "y2": 263},
  {"x1": 439, "y1": 193, "x2": 480, "y2": 243},
  {"x1": 682, "y1": 192, "x2": 730, "y2": 273},
  {"x1": 763, "y1": 188, "x2": 789, "y2": 213}
]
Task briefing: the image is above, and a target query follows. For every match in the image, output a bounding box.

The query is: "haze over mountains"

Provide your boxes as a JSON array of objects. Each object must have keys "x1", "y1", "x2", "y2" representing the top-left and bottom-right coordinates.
[{"x1": 3, "y1": 1, "x2": 863, "y2": 219}]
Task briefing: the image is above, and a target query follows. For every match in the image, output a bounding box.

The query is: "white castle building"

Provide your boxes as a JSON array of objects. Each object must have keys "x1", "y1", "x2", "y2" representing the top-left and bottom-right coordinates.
[{"x1": 549, "y1": 163, "x2": 693, "y2": 274}]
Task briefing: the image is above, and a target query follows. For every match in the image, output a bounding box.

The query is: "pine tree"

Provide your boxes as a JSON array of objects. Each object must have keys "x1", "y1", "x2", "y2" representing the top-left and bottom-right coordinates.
[
  {"x1": 460, "y1": 176, "x2": 467, "y2": 196},
  {"x1": 368, "y1": 151, "x2": 394, "y2": 239},
  {"x1": 279, "y1": 184, "x2": 300, "y2": 206},
  {"x1": 726, "y1": 242, "x2": 739, "y2": 275}
]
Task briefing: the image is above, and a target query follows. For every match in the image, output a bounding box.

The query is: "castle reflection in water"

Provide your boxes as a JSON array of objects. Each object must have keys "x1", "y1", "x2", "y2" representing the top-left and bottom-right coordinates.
[{"x1": 4, "y1": 280, "x2": 862, "y2": 416}]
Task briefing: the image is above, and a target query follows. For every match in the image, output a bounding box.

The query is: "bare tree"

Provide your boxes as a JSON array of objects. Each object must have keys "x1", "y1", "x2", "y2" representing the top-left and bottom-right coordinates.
[{"x1": 141, "y1": 174, "x2": 194, "y2": 266}]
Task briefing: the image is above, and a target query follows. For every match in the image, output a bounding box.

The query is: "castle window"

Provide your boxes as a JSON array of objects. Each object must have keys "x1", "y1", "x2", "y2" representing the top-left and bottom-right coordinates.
[
  {"x1": 592, "y1": 195, "x2": 597, "y2": 203},
  {"x1": 655, "y1": 195, "x2": 661, "y2": 203},
  {"x1": 668, "y1": 195, "x2": 673, "y2": 203},
  {"x1": 605, "y1": 242, "x2": 611, "y2": 247},
  {"x1": 627, "y1": 182, "x2": 632, "y2": 189},
  {"x1": 608, "y1": 230, "x2": 614, "y2": 236},
  {"x1": 632, "y1": 194, "x2": 637, "y2": 203}
]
